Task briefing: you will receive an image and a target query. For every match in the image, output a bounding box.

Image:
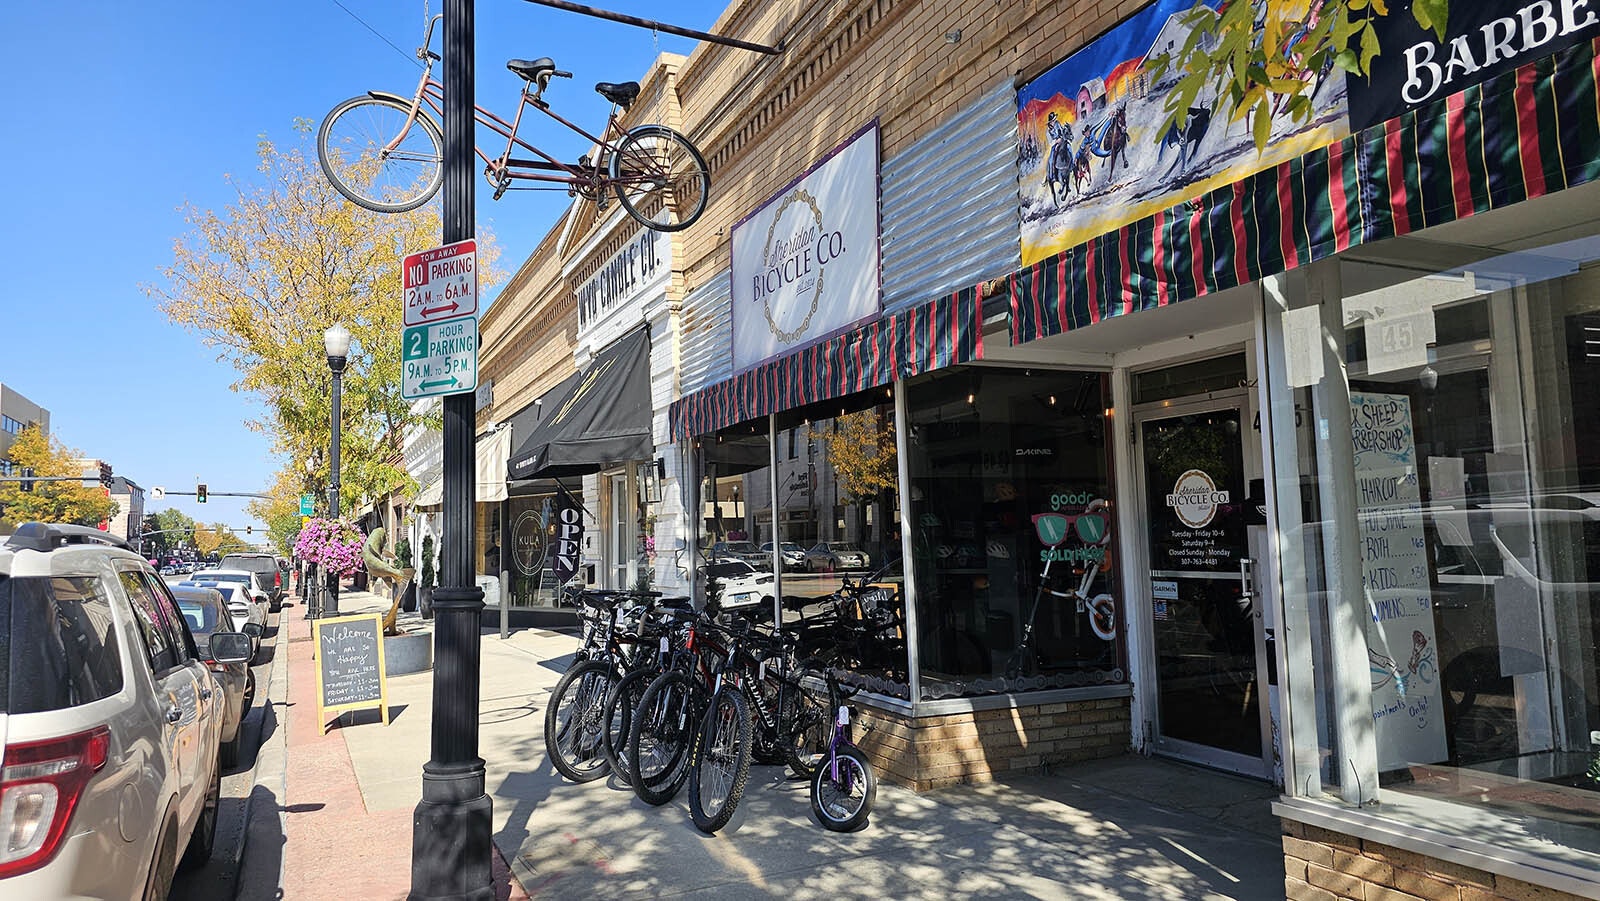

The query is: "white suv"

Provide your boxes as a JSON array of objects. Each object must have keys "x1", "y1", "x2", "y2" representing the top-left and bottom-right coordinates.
[{"x1": 0, "y1": 523, "x2": 251, "y2": 899}]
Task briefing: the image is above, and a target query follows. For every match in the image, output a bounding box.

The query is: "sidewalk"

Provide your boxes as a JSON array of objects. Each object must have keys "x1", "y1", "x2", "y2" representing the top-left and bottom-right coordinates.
[
  {"x1": 260, "y1": 586, "x2": 1286, "y2": 900},
  {"x1": 272, "y1": 588, "x2": 528, "y2": 901}
]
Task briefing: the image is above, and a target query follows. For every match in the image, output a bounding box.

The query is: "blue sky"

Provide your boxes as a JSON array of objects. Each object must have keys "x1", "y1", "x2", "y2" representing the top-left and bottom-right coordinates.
[{"x1": 4, "y1": 0, "x2": 723, "y2": 539}]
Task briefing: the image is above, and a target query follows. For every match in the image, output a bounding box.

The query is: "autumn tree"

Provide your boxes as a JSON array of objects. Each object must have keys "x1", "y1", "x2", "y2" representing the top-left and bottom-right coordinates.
[
  {"x1": 1152, "y1": 0, "x2": 1450, "y2": 151},
  {"x1": 0, "y1": 425, "x2": 117, "y2": 528},
  {"x1": 149, "y1": 123, "x2": 502, "y2": 517},
  {"x1": 817, "y1": 410, "x2": 897, "y2": 558},
  {"x1": 248, "y1": 467, "x2": 311, "y2": 558}
]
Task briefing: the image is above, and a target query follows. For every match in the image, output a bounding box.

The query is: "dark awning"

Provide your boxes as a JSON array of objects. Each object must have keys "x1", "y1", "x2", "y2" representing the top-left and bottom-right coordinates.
[{"x1": 507, "y1": 326, "x2": 653, "y2": 480}]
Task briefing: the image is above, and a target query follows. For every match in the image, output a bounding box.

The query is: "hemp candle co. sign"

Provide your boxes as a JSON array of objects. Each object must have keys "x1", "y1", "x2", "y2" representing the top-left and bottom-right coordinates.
[{"x1": 313, "y1": 612, "x2": 390, "y2": 731}]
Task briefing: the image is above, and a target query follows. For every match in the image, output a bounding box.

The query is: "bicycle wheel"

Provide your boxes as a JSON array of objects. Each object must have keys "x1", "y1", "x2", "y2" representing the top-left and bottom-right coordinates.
[
  {"x1": 810, "y1": 745, "x2": 877, "y2": 832},
  {"x1": 627, "y1": 671, "x2": 697, "y2": 805},
  {"x1": 543, "y1": 660, "x2": 615, "y2": 783},
  {"x1": 778, "y1": 684, "x2": 829, "y2": 779},
  {"x1": 317, "y1": 95, "x2": 444, "y2": 213},
  {"x1": 601, "y1": 666, "x2": 655, "y2": 788},
  {"x1": 608, "y1": 125, "x2": 709, "y2": 232},
  {"x1": 688, "y1": 689, "x2": 753, "y2": 834}
]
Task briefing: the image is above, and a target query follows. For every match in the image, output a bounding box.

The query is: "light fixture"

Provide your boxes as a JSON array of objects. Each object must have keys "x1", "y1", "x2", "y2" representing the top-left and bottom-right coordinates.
[
  {"x1": 323, "y1": 322, "x2": 352, "y2": 360},
  {"x1": 944, "y1": 28, "x2": 962, "y2": 43},
  {"x1": 1048, "y1": 395, "x2": 1057, "y2": 405},
  {"x1": 1419, "y1": 365, "x2": 1439, "y2": 392},
  {"x1": 967, "y1": 392, "x2": 975, "y2": 404}
]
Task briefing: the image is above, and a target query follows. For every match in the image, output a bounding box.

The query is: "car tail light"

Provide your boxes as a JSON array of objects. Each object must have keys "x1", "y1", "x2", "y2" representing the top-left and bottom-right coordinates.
[
  {"x1": 0, "y1": 726, "x2": 111, "y2": 878},
  {"x1": 274, "y1": 571, "x2": 282, "y2": 589}
]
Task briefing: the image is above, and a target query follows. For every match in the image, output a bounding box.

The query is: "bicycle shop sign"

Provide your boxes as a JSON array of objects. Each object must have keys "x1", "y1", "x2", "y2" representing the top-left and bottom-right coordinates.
[
  {"x1": 730, "y1": 121, "x2": 881, "y2": 373},
  {"x1": 577, "y1": 229, "x2": 668, "y2": 328}
]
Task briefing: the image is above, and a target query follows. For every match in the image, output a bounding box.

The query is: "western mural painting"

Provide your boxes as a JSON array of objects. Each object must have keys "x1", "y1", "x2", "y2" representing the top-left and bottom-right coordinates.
[{"x1": 1016, "y1": 0, "x2": 1600, "y2": 266}]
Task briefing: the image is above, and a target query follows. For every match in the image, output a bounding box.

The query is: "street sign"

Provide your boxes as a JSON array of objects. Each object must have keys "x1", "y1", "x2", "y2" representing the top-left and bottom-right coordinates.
[
  {"x1": 150, "y1": 486, "x2": 166, "y2": 501},
  {"x1": 402, "y1": 315, "x2": 479, "y2": 399},
  {"x1": 403, "y1": 239, "x2": 477, "y2": 327},
  {"x1": 300, "y1": 494, "x2": 315, "y2": 516}
]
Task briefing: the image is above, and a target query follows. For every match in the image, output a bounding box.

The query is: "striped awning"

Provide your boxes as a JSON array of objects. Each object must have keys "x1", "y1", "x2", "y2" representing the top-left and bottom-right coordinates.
[
  {"x1": 669, "y1": 285, "x2": 984, "y2": 440},
  {"x1": 1011, "y1": 37, "x2": 1600, "y2": 345}
]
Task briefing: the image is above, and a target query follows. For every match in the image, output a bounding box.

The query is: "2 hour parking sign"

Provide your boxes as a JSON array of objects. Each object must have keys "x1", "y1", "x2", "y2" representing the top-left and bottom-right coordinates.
[{"x1": 401, "y1": 240, "x2": 479, "y2": 400}]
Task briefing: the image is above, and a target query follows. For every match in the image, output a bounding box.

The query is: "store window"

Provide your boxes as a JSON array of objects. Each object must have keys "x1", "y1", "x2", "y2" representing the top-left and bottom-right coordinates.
[
  {"x1": 902, "y1": 367, "x2": 1121, "y2": 700},
  {"x1": 1270, "y1": 185, "x2": 1600, "y2": 863}
]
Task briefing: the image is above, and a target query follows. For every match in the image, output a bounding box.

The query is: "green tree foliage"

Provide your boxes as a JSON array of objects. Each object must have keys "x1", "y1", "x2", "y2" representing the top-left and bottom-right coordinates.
[
  {"x1": 149, "y1": 124, "x2": 502, "y2": 518},
  {"x1": 0, "y1": 425, "x2": 118, "y2": 528},
  {"x1": 1150, "y1": 0, "x2": 1450, "y2": 152},
  {"x1": 143, "y1": 508, "x2": 199, "y2": 559}
]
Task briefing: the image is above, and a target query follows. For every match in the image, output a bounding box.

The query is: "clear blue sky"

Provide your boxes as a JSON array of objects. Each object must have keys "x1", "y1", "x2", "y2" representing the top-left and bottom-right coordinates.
[{"x1": 4, "y1": 0, "x2": 724, "y2": 539}]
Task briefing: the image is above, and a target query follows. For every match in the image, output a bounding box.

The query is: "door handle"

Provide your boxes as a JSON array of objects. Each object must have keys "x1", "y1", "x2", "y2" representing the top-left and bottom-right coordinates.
[
  {"x1": 165, "y1": 705, "x2": 183, "y2": 724},
  {"x1": 198, "y1": 687, "x2": 213, "y2": 701}
]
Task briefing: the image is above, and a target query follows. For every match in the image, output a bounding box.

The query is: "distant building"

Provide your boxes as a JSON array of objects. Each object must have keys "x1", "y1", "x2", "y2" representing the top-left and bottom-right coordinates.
[
  {"x1": 0, "y1": 383, "x2": 50, "y2": 464},
  {"x1": 73, "y1": 459, "x2": 143, "y2": 549}
]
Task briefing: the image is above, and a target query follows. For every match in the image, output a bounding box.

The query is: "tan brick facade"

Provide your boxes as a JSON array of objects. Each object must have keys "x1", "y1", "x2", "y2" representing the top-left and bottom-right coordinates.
[
  {"x1": 855, "y1": 696, "x2": 1129, "y2": 791},
  {"x1": 1281, "y1": 821, "x2": 1590, "y2": 901}
]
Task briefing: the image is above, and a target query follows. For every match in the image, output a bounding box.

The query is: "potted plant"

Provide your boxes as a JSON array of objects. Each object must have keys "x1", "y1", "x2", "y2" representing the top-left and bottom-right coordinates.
[
  {"x1": 419, "y1": 534, "x2": 436, "y2": 619},
  {"x1": 394, "y1": 533, "x2": 417, "y2": 612}
]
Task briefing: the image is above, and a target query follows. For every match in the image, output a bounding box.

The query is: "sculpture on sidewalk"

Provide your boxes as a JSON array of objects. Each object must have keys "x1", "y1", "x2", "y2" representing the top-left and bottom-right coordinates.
[{"x1": 361, "y1": 527, "x2": 414, "y2": 635}]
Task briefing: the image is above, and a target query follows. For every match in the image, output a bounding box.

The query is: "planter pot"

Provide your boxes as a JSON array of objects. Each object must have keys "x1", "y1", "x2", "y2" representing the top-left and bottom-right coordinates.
[
  {"x1": 419, "y1": 585, "x2": 434, "y2": 619},
  {"x1": 401, "y1": 581, "x2": 418, "y2": 613}
]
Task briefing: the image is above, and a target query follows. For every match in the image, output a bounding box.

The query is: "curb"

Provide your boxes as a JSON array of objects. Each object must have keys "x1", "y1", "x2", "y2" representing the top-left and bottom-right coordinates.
[{"x1": 235, "y1": 612, "x2": 292, "y2": 901}]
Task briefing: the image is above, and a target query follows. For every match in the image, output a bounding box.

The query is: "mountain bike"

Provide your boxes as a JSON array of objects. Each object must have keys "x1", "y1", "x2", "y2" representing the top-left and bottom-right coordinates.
[{"x1": 317, "y1": 14, "x2": 709, "y2": 231}]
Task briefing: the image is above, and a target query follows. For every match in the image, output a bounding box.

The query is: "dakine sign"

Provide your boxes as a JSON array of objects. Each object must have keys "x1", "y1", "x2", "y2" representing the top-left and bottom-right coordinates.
[{"x1": 730, "y1": 121, "x2": 881, "y2": 373}]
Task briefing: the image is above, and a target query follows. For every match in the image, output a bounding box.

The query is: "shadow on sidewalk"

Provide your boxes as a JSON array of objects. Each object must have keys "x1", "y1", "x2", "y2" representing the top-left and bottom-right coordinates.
[{"x1": 232, "y1": 784, "x2": 287, "y2": 901}]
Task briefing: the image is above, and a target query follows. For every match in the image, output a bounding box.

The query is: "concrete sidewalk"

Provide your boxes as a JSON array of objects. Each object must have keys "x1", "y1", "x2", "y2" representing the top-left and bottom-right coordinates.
[{"x1": 260, "y1": 587, "x2": 1286, "y2": 899}]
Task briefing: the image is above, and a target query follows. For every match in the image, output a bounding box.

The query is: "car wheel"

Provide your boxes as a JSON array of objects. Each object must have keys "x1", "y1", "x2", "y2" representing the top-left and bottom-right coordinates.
[
  {"x1": 221, "y1": 728, "x2": 242, "y2": 769},
  {"x1": 144, "y1": 820, "x2": 178, "y2": 899},
  {"x1": 181, "y1": 764, "x2": 221, "y2": 870}
]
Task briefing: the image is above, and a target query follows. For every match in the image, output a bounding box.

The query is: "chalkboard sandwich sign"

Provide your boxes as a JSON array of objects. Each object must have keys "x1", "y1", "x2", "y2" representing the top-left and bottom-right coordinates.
[{"x1": 313, "y1": 612, "x2": 391, "y2": 731}]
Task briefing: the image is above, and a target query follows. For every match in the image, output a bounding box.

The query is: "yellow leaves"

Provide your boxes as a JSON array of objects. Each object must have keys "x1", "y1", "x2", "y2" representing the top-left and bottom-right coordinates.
[
  {"x1": 820, "y1": 411, "x2": 897, "y2": 503},
  {"x1": 0, "y1": 425, "x2": 119, "y2": 528}
]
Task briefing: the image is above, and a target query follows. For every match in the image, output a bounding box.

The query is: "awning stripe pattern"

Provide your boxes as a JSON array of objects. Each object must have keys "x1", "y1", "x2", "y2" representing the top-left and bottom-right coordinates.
[
  {"x1": 669, "y1": 284, "x2": 983, "y2": 440},
  {"x1": 1010, "y1": 37, "x2": 1600, "y2": 345}
]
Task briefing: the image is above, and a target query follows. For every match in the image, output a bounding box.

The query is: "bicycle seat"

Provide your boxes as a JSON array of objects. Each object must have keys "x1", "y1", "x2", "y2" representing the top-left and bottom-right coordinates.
[
  {"x1": 595, "y1": 81, "x2": 640, "y2": 109},
  {"x1": 507, "y1": 57, "x2": 556, "y2": 82}
]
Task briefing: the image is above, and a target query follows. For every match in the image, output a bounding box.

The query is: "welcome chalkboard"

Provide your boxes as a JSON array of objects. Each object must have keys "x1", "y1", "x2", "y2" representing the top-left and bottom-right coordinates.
[{"x1": 313, "y1": 612, "x2": 390, "y2": 730}]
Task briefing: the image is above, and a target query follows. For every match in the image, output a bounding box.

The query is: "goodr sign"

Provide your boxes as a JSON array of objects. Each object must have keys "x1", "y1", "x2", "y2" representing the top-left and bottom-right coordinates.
[{"x1": 730, "y1": 122, "x2": 880, "y2": 373}]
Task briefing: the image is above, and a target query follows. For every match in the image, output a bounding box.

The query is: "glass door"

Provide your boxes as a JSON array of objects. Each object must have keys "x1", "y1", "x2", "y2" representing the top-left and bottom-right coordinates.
[
  {"x1": 609, "y1": 472, "x2": 634, "y2": 589},
  {"x1": 1138, "y1": 401, "x2": 1268, "y2": 776}
]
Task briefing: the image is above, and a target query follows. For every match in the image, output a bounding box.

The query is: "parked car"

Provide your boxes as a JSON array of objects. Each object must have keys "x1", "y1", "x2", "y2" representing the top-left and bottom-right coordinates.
[
  {"x1": 804, "y1": 541, "x2": 871, "y2": 572},
  {"x1": 705, "y1": 560, "x2": 775, "y2": 612},
  {"x1": 189, "y1": 568, "x2": 271, "y2": 611},
  {"x1": 0, "y1": 522, "x2": 250, "y2": 897},
  {"x1": 219, "y1": 552, "x2": 287, "y2": 610},
  {"x1": 709, "y1": 540, "x2": 770, "y2": 570},
  {"x1": 760, "y1": 541, "x2": 808, "y2": 571},
  {"x1": 172, "y1": 585, "x2": 261, "y2": 766},
  {"x1": 184, "y1": 582, "x2": 265, "y2": 659}
]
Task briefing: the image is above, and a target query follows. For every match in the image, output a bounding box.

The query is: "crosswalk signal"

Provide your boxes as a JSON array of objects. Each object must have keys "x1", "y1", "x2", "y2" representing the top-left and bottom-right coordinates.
[
  {"x1": 20, "y1": 467, "x2": 35, "y2": 492},
  {"x1": 197, "y1": 483, "x2": 208, "y2": 503}
]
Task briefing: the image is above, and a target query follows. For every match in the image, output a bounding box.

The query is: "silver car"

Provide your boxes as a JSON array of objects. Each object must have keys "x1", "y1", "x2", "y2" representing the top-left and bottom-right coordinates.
[
  {"x1": 172, "y1": 585, "x2": 260, "y2": 767},
  {"x1": 0, "y1": 522, "x2": 250, "y2": 898}
]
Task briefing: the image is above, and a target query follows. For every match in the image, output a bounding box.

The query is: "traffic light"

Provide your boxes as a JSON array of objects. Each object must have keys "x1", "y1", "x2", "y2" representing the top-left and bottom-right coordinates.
[
  {"x1": 197, "y1": 483, "x2": 208, "y2": 503},
  {"x1": 98, "y1": 462, "x2": 113, "y2": 489},
  {"x1": 19, "y1": 467, "x2": 34, "y2": 492},
  {"x1": 245, "y1": 526, "x2": 253, "y2": 535}
]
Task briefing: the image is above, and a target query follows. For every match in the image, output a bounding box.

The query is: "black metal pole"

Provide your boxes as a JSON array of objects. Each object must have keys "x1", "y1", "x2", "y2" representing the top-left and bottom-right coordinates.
[
  {"x1": 327, "y1": 357, "x2": 344, "y2": 618},
  {"x1": 411, "y1": 0, "x2": 492, "y2": 897},
  {"x1": 517, "y1": 0, "x2": 783, "y2": 54}
]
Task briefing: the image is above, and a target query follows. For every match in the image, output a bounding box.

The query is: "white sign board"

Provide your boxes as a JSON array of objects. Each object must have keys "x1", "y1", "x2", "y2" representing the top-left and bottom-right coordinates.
[
  {"x1": 150, "y1": 487, "x2": 166, "y2": 501},
  {"x1": 403, "y1": 239, "x2": 478, "y2": 327},
  {"x1": 1350, "y1": 391, "x2": 1448, "y2": 770},
  {"x1": 402, "y1": 315, "x2": 478, "y2": 399},
  {"x1": 731, "y1": 122, "x2": 881, "y2": 373}
]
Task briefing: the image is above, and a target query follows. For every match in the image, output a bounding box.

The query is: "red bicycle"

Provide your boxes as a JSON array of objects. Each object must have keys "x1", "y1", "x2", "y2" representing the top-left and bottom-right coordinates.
[{"x1": 316, "y1": 14, "x2": 709, "y2": 231}]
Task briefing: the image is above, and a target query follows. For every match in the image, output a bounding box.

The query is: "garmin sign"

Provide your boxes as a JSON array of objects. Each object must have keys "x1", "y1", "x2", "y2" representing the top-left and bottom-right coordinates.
[{"x1": 730, "y1": 121, "x2": 881, "y2": 373}]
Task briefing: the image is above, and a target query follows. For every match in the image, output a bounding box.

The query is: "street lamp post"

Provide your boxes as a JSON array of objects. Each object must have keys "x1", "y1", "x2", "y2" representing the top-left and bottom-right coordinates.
[
  {"x1": 324, "y1": 322, "x2": 351, "y2": 619},
  {"x1": 411, "y1": 0, "x2": 492, "y2": 897}
]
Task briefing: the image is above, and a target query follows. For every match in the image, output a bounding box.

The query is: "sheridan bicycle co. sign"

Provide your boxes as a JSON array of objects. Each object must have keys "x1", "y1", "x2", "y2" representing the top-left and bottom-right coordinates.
[{"x1": 730, "y1": 121, "x2": 881, "y2": 373}]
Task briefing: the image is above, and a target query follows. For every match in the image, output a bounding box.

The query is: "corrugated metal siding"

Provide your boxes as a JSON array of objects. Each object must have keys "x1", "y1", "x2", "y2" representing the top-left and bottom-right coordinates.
[
  {"x1": 677, "y1": 274, "x2": 733, "y2": 396},
  {"x1": 880, "y1": 81, "x2": 1019, "y2": 316}
]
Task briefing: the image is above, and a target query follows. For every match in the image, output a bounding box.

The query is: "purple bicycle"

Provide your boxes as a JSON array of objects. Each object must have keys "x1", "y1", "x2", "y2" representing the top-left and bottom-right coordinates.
[{"x1": 807, "y1": 665, "x2": 877, "y2": 831}]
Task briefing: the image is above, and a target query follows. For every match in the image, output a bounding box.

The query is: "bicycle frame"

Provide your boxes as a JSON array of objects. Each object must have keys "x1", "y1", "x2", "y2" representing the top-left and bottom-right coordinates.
[{"x1": 392, "y1": 16, "x2": 645, "y2": 195}]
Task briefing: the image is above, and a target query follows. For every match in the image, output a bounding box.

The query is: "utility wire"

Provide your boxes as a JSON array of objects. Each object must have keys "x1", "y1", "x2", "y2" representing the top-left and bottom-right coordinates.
[{"x1": 327, "y1": 0, "x2": 423, "y2": 68}]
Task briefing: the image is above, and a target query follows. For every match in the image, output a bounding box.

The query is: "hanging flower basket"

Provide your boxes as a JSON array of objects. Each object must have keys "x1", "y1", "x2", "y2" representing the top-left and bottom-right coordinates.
[{"x1": 294, "y1": 517, "x2": 366, "y2": 576}]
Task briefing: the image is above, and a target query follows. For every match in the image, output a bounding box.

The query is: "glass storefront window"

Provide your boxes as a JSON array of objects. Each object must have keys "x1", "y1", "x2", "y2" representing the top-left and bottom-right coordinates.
[
  {"x1": 1270, "y1": 184, "x2": 1600, "y2": 860},
  {"x1": 902, "y1": 367, "x2": 1121, "y2": 700}
]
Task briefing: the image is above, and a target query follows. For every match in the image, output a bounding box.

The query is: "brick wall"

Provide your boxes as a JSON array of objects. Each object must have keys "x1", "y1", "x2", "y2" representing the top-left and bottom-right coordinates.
[
  {"x1": 1282, "y1": 820, "x2": 1589, "y2": 901},
  {"x1": 855, "y1": 696, "x2": 1129, "y2": 792}
]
